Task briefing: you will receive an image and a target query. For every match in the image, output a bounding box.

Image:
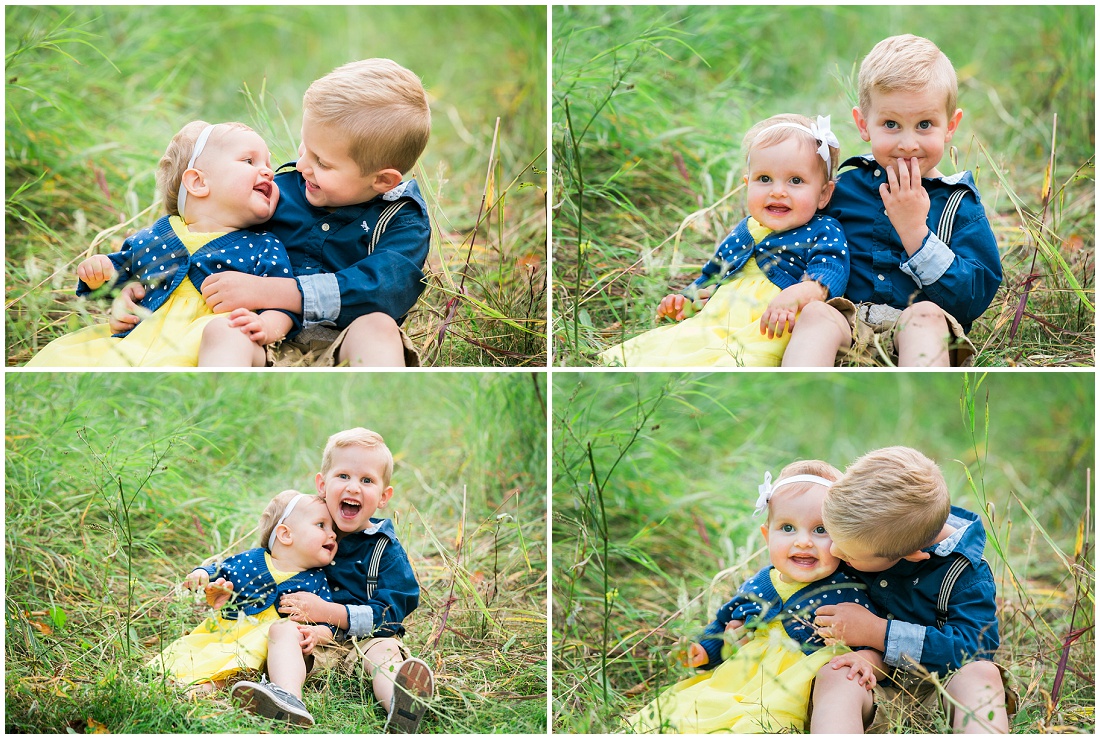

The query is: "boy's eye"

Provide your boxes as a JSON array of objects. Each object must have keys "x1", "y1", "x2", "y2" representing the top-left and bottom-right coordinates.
[
  {"x1": 917, "y1": 120, "x2": 932, "y2": 130},
  {"x1": 361, "y1": 477, "x2": 372, "y2": 485},
  {"x1": 884, "y1": 121, "x2": 898, "y2": 130},
  {"x1": 338, "y1": 473, "x2": 349, "y2": 480}
]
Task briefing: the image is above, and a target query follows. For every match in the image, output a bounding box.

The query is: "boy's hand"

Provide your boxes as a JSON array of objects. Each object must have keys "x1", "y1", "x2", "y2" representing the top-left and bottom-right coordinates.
[
  {"x1": 201, "y1": 272, "x2": 266, "y2": 313},
  {"x1": 880, "y1": 156, "x2": 931, "y2": 257},
  {"x1": 76, "y1": 255, "x2": 116, "y2": 290},
  {"x1": 826, "y1": 651, "x2": 880, "y2": 689},
  {"x1": 759, "y1": 282, "x2": 827, "y2": 338},
  {"x1": 814, "y1": 604, "x2": 888, "y2": 651},
  {"x1": 657, "y1": 290, "x2": 710, "y2": 322},
  {"x1": 296, "y1": 624, "x2": 331, "y2": 656},
  {"x1": 108, "y1": 283, "x2": 146, "y2": 333},
  {"x1": 279, "y1": 591, "x2": 328, "y2": 623}
]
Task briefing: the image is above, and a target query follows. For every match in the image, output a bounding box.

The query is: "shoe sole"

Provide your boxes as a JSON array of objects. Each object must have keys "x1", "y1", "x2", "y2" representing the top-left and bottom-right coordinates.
[
  {"x1": 231, "y1": 681, "x2": 314, "y2": 727},
  {"x1": 386, "y1": 658, "x2": 434, "y2": 733}
]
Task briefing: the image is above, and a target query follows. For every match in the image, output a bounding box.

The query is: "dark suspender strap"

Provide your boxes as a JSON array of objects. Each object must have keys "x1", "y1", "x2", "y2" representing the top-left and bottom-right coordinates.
[
  {"x1": 937, "y1": 188, "x2": 967, "y2": 246},
  {"x1": 936, "y1": 554, "x2": 973, "y2": 629},
  {"x1": 364, "y1": 537, "x2": 389, "y2": 600}
]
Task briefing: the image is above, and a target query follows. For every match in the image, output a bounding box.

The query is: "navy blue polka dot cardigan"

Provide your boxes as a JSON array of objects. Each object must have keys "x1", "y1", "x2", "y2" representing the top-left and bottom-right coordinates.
[{"x1": 698, "y1": 565, "x2": 876, "y2": 668}]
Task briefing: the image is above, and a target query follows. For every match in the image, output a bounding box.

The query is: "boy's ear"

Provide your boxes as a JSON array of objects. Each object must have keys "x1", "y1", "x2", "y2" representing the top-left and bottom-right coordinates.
[
  {"x1": 943, "y1": 108, "x2": 964, "y2": 143},
  {"x1": 181, "y1": 168, "x2": 208, "y2": 198},
  {"x1": 901, "y1": 550, "x2": 932, "y2": 563},
  {"x1": 852, "y1": 106, "x2": 871, "y2": 143},
  {"x1": 314, "y1": 471, "x2": 326, "y2": 495},
  {"x1": 371, "y1": 168, "x2": 403, "y2": 194},
  {"x1": 380, "y1": 485, "x2": 395, "y2": 508}
]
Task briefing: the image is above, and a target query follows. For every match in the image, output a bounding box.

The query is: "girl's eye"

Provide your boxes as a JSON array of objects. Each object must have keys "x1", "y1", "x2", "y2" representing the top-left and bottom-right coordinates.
[
  {"x1": 790, "y1": 177, "x2": 803, "y2": 185},
  {"x1": 244, "y1": 157, "x2": 253, "y2": 165},
  {"x1": 814, "y1": 526, "x2": 827, "y2": 535},
  {"x1": 781, "y1": 524, "x2": 795, "y2": 533},
  {"x1": 918, "y1": 120, "x2": 932, "y2": 130},
  {"x1": 758, "y1": 175, "x2": 771, "y2": 183}
]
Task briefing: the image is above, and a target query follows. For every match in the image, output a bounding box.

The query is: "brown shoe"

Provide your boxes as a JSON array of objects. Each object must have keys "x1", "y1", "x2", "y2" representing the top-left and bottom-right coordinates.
[{"x1": 384, "y1": 658, "x2": 434, "y2": 733}]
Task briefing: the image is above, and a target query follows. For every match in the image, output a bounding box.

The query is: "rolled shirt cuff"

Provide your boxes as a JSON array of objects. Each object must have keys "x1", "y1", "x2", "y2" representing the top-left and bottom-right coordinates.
[
  {"x1": 884, "y1": 619, "x2": 926, "y2": 669},
  {"x1": 345, "y1": 604, "x2": 375, "y2": 639},
  {"x1": 296, "y1": 272, "x2": 341, "y2": 325},
  {"x1": 900, "y1": 232, "x2": 955, "y2": 289}
]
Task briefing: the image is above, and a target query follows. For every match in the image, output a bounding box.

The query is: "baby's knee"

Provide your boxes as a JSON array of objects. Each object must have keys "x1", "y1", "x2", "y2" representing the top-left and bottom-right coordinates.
[
  {"x1": 267, "y1": 619, "x2": 300, "y2": 644},
  {"x1": 796, "y1": 300, "x2": 845, "y2": 330}
]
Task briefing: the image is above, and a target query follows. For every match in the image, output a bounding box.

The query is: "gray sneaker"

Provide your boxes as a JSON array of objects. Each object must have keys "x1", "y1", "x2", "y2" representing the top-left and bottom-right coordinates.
[
  {"x1": 384, "y1": 658, "x2": 435, "y2": 733},
  {"x1": 231, "y1": 677, "x2": 314, "y2": 727}
]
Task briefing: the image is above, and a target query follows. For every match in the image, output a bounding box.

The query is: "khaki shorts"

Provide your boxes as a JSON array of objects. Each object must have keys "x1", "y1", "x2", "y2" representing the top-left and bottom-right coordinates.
[
  {"x1": 266, "y1": 324, "x2": 421, "y2": 367},
  {"x1": 866, "y1": 662, "x2": 1018, "y2": 733},
  {"x1": 827, "y1": 298, "x2": 975, "y2": 367},
  {"x1": 305, "y1": 636, "x2": 411, "y2": 678}
]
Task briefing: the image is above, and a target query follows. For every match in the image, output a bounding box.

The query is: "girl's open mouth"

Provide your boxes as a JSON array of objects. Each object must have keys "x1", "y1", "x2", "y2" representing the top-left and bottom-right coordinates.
[
  {"x1": 254, "y1": 182, "x2": 273, "y2": 198},
  {"x1": 790, "y1": 555, "x2": 818, "y2": 567}
]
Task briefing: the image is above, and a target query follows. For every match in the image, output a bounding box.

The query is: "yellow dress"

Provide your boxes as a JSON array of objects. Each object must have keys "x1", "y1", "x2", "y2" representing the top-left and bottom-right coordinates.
[
  {"x1": 149, "y1": 553, "x2": 297, "y2": 686},
  {"x1": 630, "y1": 575, "x2": 851, "y2": 734},
  {"x1": 600, "y1": 221, "x2": 792, "y2": 367},
  {"x1": 26, "y1": 218, "x2": 227, "y2": 367}
]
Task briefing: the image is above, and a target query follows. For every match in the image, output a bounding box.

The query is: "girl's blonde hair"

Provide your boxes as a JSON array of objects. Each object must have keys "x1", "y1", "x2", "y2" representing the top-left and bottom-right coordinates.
[
  {"x1": 857, "y1": 34, "x2": 958, "y2": 117},
  {"x1": 766, "y1": 459, "x2": 843, "y2": 521},
  {"x1": 257, "y1": 489, "x2": 312, "y2": 549},
  {"x1": 822, "y1": 446, "x2": 951, "y2": 561},
  {"x1": 303, "y1": 58, "x2": 431, "y2": 176},
  {"x1": 156, "y1": 120, "x2": 254, "y2": 217},
  {"x1": 741, "y1": 113, "x2": 840, "y2": 182},
  {"x1": 320, "y1": 427, "x2": 394, "y2": 486}
]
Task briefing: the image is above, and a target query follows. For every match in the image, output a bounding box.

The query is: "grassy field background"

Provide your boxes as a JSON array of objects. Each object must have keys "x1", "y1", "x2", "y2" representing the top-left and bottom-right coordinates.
[
  {"x1": 552, "y1": 5, "x2": 1094, "y2": 366},
  {"x1": 5, "y1": 372, "x2": 547, "y2": 733},
  {"x1": 6, "y1": 5, "x2": 547, "y2": 367},
  {"x1": 552, "y1": 371, "x2": 1094, "y2": 732}
]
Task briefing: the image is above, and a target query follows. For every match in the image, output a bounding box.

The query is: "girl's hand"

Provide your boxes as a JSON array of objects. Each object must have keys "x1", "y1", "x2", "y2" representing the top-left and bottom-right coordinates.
[
  {"x1": 657, "y1": 289, "x2": 710, "y2": 322},
  {"x1": 279, "y1": 591, "x2": 327, "y2": 623},
  {"x1": 296, "y1": 624, "x2": 332, "y2": 656},
  {"x1": 827, "y1": 652, "x2": 879, "y2": 689},
  {"x1": 203, "y1": 578, "x2": 234, "y2": 609},
  {"x1": 674, "y1": 642, "x2": 709, "y2": 668},
  {"x1": 759, "y1": 282, "x2": 827, "y2": 338},
  {"x1": 76, "y1": 255, "x2": 116, "y2": 290},
  {"x1": 108, "y1": 283, "x2": 146, "y2": 333},
  {"x1": 225, "y1": 307, "x2": 269, "y2": 344},
  {"x1": 184, "y1": 568, "x2": 210, "y2": 591}
]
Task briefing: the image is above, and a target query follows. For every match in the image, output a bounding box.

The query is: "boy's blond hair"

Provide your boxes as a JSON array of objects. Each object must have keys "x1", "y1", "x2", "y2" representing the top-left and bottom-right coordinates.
[
  {"x1": 156, "y1": 120, "x2": 254, "y2": 217},
  {"x1": 822, "y1": 446, "x2": 951, "y2": 561},
  {"x1": 766, "y1": 459, "x2": 843, "y2": 521},
  {"x1": 321, "y1": 427, "x2": 394, "y2": 486},
  {"x1": 303, "y1": 58, "x2": 431, "y2": 176},
  {"x1": 741, "y1": 113, "x2": 840, "y2": 182},
  {"x1": 257, "y1": 489, "x2": 313, "y2": 549},
  {"x1": 858, "y1": 34, "x2": 958, "y2": 117}
]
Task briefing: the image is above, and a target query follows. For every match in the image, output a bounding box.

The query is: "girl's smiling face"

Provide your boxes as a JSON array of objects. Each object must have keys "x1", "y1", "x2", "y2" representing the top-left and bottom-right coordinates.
[
  {"x1": 282, "y1": 497, "x2": 339, "y2": 568},
  {"x1": 760, "y1": 482, "x2": 841, "y2": 583},
  {"x1": 744, "y1": 137, "x2": 834, "y2": 234}
]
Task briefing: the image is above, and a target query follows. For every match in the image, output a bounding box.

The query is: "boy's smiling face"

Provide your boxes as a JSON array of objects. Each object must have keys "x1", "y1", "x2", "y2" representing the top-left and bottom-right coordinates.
[
  {"x1": 827, "y1": 535, "x2": 901, "y2": 573},
  {"x1": 296, "y1": 112, "x2": 396, "y2": 209},
  {"x1": 316, "y1": 444, "x2": 393, "y2": 535},
  {"x1": 853, "y1": 87, "x2": 963, "y2": 179}
]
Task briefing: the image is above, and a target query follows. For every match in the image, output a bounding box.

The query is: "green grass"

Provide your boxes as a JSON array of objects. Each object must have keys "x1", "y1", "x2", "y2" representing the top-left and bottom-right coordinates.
[
  {"x1": 552, "y1": 6, "x2": 1094, "y2": 366},
  {"x1": 552, "y1": 371, "x2": 1094, "y2": 732},
  {"x1": 5, "y1": 5, "x2": 547, "y2": 367},
  {"x1": 5, "y1": 372, "x2": 548, "y2": 733}
]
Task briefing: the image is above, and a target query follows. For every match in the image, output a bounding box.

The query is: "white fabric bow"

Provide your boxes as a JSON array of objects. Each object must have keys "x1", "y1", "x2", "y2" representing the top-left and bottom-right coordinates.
[{"x1": 810, "y1": 115, "x2": 839, "y2": 169}]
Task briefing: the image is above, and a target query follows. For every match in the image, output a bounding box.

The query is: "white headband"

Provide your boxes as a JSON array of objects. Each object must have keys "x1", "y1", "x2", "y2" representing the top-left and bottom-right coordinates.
[
  {"x1": 176, "y1": 124, "x2": 217, "y2": 223},
  {"x1": 754, "y1": 471, "x2": 835, "y2": 517},
  {"x1": 267, "y1": 493, "x2": 309, "y2": 550},
  {"x1": 753, "y1": 115, "x2": 839, "y2": 171}
]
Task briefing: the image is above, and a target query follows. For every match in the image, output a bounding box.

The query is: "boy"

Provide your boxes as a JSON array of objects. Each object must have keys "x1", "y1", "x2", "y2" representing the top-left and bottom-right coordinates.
[
  {"x1": 783, "y1": 35, "x2": 1002, "y2": 367},
  {"x1": 200, "y1": 58, "x2": 432, "y2": 367},
  {"x1": 810, "y1": 446, "x2": 1012, "y2": 733},
  {"x1": 230, "y1": 429, "x2": 435, "y2": 731}
]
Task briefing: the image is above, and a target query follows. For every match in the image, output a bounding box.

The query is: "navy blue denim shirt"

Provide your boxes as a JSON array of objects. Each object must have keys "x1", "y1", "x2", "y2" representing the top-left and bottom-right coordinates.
[
  {"x1": 196, "y1": 547, "x2": 334, "y2": 633},
  {"x1": 77, "y1": 215, "x2": 298, "y2": 337},
  {"x1": 261, "y1": 168, "x2": 431, "y2": 330},
  {"x1": 823, "y1": 155, "x2": 1002, "y2": 331},
  {"x1": 842, "y1": 506, "x2": 999, "y2": 676},
  {"x1": 684, "y1": 214, "x2": 849, "y2": 301},
  {"x1": 697, "y1": 566, "x2": 874, "y2": 668},
  {"x1": 324, "y1": 517, "x2": 419, "y2": 639}
]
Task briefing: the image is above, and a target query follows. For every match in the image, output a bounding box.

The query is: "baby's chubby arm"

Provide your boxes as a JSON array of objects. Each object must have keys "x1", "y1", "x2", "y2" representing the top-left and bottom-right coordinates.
[{"x1": 202, "y1": 272, "x2": 302, "y2": 315}]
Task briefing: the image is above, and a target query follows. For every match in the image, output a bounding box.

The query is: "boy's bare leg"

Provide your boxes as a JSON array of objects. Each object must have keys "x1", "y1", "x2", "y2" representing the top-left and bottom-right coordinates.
[
  {"x1": 945, "y1": 661, "x2": 1009, "y2": 733},
  {"x1": 338, "y1": 313, "x2": 406, "y2": 367},
  {"x1": 265, "y1": 620, "x2": 308, "y2": 698},
  {"x1": 895, "y1": 302, "x2": 951, "y2": 367},
  {"x1": 809, "y1": 664, "x2": 874, "y2": 734},
  {"x1": 782, "y1": 301, "x2": 850, "y2": 367},
  {"x1": 198, "y1": 317, "x2": 266, "y2": 367},
  {"x1": 362, "y1": 637, "x2": 407, "y2": 710}
]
